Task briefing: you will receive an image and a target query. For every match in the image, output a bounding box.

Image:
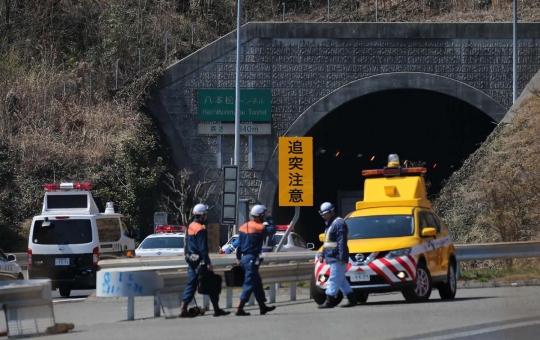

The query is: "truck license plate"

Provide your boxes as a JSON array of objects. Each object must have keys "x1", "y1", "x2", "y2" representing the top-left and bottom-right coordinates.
[
  {"x1": 350, "y1": 273, "x2": 370, "y2": 282},
  {"x1": 55, "y1": 258, "x2": 69, "y2": 266}
]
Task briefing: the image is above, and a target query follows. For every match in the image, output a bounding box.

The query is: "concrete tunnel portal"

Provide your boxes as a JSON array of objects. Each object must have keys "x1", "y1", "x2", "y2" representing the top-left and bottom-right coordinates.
[{"x1": 260, "y1": 73, "x2": 507, "y2": 247}]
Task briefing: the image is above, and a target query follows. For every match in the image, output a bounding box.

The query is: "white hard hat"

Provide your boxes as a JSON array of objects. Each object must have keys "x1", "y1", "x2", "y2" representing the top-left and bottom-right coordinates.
[
  {"x1": 250, "y1": 204, "x2": 267, "y2": 217},
  {"x1": 193, "y1": 203, "x2": 208, "y2": 215},
  {"x1": 319, "y1": 202, "x2": 334, "y2": 215}
]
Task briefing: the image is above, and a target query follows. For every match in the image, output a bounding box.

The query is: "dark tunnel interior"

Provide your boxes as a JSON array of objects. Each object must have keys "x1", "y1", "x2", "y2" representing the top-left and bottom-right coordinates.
[{"x1": 272, "y1": 88, "x2": 497, "y2": 247}]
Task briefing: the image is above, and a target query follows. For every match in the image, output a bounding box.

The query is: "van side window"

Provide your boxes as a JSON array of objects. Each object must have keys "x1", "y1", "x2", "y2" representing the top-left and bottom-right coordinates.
[
  {"x1": 96, "y1": 218, "x2": 121, "y2": 242},
  {"x1": 121, "y1": 217, "x2": 133, "y2": 239}
]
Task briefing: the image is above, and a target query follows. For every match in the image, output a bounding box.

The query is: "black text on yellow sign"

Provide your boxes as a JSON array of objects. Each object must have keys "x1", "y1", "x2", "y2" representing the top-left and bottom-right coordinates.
[{"x1": 278, "y1": 137, "x2": 313, "y2": 206}]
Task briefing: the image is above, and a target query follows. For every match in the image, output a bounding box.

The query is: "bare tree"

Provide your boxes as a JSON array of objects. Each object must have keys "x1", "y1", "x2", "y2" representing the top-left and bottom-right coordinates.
[{"x1": 161, "y1": 167, "x2": 220, "y2": 225}]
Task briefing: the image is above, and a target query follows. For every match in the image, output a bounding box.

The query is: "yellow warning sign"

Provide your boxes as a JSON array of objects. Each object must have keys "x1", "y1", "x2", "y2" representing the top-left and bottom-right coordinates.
[{"x1": 278, "y1": 137, "x2": 313, "y2": 206}]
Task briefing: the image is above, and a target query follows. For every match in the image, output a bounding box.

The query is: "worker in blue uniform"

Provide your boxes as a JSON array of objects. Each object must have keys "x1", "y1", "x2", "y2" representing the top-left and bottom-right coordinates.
[
  {"x1": 180, "y1": 204, "x2": 230, "y2": 317},
  {"x1": 318, "y1": 202, "x2": 358, "y2": 308},
  {"x1": 235, "y1": 204, "x2": 277, "y2": 316}
]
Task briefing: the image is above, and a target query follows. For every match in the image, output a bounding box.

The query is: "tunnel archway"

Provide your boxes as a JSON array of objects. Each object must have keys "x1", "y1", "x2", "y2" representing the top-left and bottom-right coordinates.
[{"x1": 259, "y1": 72, "x2": 507, "y2": 245}]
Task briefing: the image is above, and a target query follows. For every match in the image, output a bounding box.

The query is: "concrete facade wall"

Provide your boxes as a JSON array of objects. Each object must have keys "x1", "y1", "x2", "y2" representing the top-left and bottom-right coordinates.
[{"x1": 149, "y1": 22, "x2": 540, "y2": 214}]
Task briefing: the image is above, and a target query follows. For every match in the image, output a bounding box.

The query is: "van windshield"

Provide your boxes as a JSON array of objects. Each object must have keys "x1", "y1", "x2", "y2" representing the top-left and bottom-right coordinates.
[
  {"x1": 346, "y1": 215, "x2": 414, "y2": 239},
  {"x1": 32, "y1": 219, "x2": 93, "y2": 245}
]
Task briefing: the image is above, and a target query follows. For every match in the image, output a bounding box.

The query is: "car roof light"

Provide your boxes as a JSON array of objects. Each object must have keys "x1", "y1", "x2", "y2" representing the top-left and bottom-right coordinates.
[
  {"x1": 275, "y1": 225, "x2": 289, "y2": 232},
  {"x1": 362, "y1": 167, "x2": 427, "y2": 177},
  {"x1": 387, "y1": 154, "x2": 400, "y2": 167},
  {"x1": 43, "y1": 182, "x2": 93, "y2": 191},
  {"x1": 155, "y1": 225, "x2": 185, "y2": 233}
]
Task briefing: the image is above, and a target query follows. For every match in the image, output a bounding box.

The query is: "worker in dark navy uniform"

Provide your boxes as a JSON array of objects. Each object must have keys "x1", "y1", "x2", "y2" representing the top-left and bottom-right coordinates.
[
  {"x1": 180, "y1": 203, "x2": 230, "y2": 317},
  {"x1": 318, "y1": 202, "x2": 358, "y2": 308},
  {"x1": 235, "y1": 204, "x2": 276, "y2": 316}
]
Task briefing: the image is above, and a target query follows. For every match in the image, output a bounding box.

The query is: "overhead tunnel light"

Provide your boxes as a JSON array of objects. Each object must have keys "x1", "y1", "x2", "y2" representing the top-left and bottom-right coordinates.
[{"x1": 370, "y1": 156, "x2": 375, "y2": 161}]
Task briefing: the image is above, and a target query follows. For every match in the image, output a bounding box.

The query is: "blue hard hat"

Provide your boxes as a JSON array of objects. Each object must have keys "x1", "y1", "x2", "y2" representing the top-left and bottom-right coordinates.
[{"x1": 319, "y1": 202, "x2": 334, "y2": 215}]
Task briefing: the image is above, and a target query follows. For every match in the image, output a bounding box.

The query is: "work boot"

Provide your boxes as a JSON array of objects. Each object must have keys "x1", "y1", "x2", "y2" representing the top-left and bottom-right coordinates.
[
  {"x1": 213, "y1": 309, "x2": 231, "y2": 317},
  {"x1": 258, "y1": 301, "x2": 276, "y2": 315},
  {"x1": 235, "y1": 301, "x2": 250, "y2": 316},
  {"x1": 341, "y1": 293, "x2": 358, "y2": 308},
  {"x1": 179, "y1": 302, "x2": 196, "y2": 318},
  {"x1": 317, "y1": 295, "x2": 336, "y2": 309}
]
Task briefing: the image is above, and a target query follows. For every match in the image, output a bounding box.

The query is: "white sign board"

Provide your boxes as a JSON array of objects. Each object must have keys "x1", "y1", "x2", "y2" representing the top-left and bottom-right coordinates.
[
  {"x1": 97, "y1": 270, "x2": 163, "y2": 297},
  {"x1": 197, "y1": 123, "x2": 271, "y2": 135}
]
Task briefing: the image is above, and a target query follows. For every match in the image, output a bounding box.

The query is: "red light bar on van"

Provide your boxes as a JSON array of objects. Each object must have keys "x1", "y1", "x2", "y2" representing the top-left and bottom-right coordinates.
[
  {"x1": 275, "y1": 225, "x2": 289, "y2": 232},
  {"x1": 155, "y1": 225, "x2": 185, "y2": 233},
  {"x1": 43, "y1": 182, "x2": 93, "y2": 191},
  {"x1": 362, "y1": 167, "x2": 427, "y2": 177}
]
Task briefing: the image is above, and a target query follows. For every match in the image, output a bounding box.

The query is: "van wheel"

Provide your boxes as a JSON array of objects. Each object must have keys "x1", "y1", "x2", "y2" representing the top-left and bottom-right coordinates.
[
  {"x1": 59, "y1": 287, "x2": 71, "y2": 297},
  {"x1": 17, "y1": 273, "x2": 24, "y2": 280},
  {"x1": 438, "y1": 261, "x2": 457, "y2": 300},
  {"x1": 402, "y1": 261, "x2": 432, "y2": 303}
]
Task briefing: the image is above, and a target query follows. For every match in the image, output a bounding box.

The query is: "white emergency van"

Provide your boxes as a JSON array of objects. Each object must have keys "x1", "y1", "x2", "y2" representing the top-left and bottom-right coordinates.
[{"x1": 27, "y1": 182, "x2": 139, "y2": 297}]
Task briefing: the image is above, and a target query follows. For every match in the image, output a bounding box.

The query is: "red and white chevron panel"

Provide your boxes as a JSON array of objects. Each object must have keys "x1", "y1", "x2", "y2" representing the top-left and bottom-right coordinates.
[{"x1": 313, "y1": 255, "x2": 418, "y2": 289}]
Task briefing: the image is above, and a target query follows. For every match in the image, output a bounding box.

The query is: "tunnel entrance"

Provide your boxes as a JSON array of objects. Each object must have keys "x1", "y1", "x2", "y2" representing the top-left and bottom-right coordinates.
[{"x1": 272, "y1": 88, "x2": 496, "y2": 246}]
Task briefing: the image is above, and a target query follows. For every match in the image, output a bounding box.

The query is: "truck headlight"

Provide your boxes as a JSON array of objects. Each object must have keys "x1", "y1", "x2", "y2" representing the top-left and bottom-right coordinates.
[{"x1": 385, "y1": 248, "x2": 411, "y2": 258}]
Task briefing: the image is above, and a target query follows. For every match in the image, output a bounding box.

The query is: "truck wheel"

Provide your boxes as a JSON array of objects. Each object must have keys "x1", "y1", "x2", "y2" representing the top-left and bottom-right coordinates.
[
  {"x1": 438, "y1": 261, "x2": 457, "y2": 300},
  {"x1": 59, "y1": 287, "x2": 71, "y2": 298},
  {"x1": 402, "y1": 261, "x2": 432, "y2": 303}
]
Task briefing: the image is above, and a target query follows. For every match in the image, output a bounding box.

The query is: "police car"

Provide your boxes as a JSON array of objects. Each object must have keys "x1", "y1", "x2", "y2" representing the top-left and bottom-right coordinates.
[
  {"x1": 0, "y1": 247, "x2": 24, "y2": 280},
  {"x1": 220, "y1": 225, "x2": 315, "y2": 254},
  {"x1": 312, "y1": 154, "x2": 457, "y2": 306},
  {"x1": 28, "y1": 182, "x2": 139, "y2": 297},
  {"x1": 135, "y1": 225, "x2": 186, "y2": 257}
]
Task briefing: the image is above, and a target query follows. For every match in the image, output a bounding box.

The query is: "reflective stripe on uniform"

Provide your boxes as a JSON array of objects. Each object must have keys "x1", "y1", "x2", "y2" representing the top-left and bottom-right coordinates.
[{"x1": 322, "y1": 217, "x2": 343, "y2": 249}]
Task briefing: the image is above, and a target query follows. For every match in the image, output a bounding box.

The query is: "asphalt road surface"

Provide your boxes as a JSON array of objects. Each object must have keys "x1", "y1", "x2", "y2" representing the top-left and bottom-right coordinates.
[{"x1": 7, "y1": 286, "x2": 530, "y2": 340}]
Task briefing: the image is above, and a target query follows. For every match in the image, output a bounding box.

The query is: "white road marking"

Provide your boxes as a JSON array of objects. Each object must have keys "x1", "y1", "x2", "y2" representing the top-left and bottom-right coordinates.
[{"x1": 415, "y1": 319, "x2": 540, "y2": 340}]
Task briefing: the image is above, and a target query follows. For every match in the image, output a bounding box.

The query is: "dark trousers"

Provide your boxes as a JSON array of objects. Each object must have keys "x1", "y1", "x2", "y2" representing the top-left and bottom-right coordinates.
[
  {"x1": 239, "y1": 254, "x2": 266, "y2": 303},
  {"x1": 182, "y1": 264, "x2": 219, "y2": 309}
]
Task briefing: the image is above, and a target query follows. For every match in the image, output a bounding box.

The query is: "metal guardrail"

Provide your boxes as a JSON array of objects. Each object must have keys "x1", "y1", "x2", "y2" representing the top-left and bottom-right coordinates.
[
  {"x1": 0, "y1": 279, "x2": 55, "y2": 337},
  {"x1": 455, "y1": 241, "x2": 540, "y2": 261},
  {"x1": 13, "y1": 241, "x2": 540, "y2": 269}
]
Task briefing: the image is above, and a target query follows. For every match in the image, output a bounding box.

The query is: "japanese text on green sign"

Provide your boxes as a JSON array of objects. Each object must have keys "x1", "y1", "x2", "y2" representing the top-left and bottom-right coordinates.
[{"x1": 197, "y1": 89, "x2": 271, "y2": 122}]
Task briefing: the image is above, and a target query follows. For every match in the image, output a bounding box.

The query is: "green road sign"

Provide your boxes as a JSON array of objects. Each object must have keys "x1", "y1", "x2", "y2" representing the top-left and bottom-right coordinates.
[{"x1": 197, "y1": 89, "x2": 271, "y2": 122}]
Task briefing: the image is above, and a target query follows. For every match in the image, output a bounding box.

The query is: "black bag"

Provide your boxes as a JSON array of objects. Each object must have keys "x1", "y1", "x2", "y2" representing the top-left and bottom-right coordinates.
[
  {"x1": 197, "y1": 269, "x2": 222, "y2": 295},
  {"x1": 224, "y1": 265, "x2": 245, "y2": 287}
]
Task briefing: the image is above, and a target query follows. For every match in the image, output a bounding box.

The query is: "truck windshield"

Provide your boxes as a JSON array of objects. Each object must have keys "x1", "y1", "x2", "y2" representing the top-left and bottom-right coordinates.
[
  {"x1": 32, "y1": 219, "x2": 93, "y2": 245},
  {"x1": 346, "y1": 215, "x2": 414, "y2": 239}
]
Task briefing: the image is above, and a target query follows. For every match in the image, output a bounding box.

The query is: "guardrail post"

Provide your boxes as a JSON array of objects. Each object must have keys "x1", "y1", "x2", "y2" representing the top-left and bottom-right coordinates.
[
  {"x1": 226, "y1": 287, "x2": 233, "y2": 308},
  {"x1": 154, "y1": 295, "x2": 161, "y2": 317},
  {"x1": 269, "y1": 283, "x2": 276, "y2": 303},
  {"x1": 203, "y1": 295, "x2": 210, "y2": 311},
  {"x1": 127, "y1": 296, "x2": 135, "y2": 320},
  {"x1": 248, "y1": 293, "x2": 255, "y2": 306},
  {"x1": 456, "y1": 260, "x2": 461, "y2": 279},
  {"x1": 290, "y1": 282, "x2": 296, "y2": 301}
]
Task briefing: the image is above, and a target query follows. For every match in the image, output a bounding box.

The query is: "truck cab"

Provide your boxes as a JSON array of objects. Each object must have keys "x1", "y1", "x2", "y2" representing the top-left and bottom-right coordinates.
[{"x1": 28, "y1": 182, "x2": 139, "y2": 297}]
